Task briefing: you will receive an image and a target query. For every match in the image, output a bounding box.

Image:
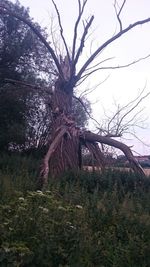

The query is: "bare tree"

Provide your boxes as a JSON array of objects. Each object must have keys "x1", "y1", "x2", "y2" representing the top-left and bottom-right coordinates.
[
  {"x1": 1, "y1": 0, "x2": 150, "y2": 188},
  {"x1": 96, "y1": 87, "x2": 150, "y2": 137}
]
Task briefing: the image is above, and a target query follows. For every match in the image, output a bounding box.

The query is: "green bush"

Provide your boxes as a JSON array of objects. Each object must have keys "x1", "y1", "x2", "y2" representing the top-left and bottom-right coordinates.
[
  {"x1": 0, "y1": 153, "x2": 150, "y2": 266},
  {"x1": 0, "y1": 190, "x2": 90, "y2": 266}
]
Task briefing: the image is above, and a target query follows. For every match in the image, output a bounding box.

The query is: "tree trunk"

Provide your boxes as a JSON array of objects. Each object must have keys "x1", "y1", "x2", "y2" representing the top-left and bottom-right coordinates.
[
  {"x1": 38, "y1": 85, "x2": 145, "y2": 189},
  {"x1": 38, "y1": 55, "x2": 145, "y2": 189},
  {"x1": 39, "y1": 82, "x2": 81, "y2": 187}
]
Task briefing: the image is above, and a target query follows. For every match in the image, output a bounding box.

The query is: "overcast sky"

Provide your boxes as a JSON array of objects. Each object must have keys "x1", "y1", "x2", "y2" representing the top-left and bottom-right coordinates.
[{"x1": 11, "y1": 0, "x2": 150, "y2": 155}]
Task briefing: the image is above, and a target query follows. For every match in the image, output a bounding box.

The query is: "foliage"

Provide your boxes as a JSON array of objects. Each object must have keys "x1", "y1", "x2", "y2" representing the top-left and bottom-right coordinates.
[
  {"x1": 0, "y1": 0, "x2": 53, "y2": 84},
  {"x1": 72, "y1": 97, "x2": 91, "y2": 128},
  {"x1": 0, "y1": 0, "x2": 53, "y2": 151},
  {"x1": 0, "y1": 153, "x2": 150, "y2": 266},
  {"x1": 0, "y1": 84, "x2": 26, "y2": 151},
  {"x1": 0, "y1": 0, "x2": 91, "y2": 153}
]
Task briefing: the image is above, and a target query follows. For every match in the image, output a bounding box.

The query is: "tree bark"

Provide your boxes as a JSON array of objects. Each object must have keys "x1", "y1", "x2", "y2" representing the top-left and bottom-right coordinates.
[{"x1": 39, "y1": 82, "x2": 80, "y2": 187}]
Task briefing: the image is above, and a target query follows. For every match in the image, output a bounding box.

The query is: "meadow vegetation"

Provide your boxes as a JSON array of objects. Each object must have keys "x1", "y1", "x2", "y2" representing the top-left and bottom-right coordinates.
[{"x1": 0, "y1": 153, "x2": 150, "y2": 266}]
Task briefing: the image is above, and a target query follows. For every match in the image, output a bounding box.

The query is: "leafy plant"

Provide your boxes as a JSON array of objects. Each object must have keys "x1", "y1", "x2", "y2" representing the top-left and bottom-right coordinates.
[{"x1": 0, "y1": 154, "x2": 150, "y2": 266}]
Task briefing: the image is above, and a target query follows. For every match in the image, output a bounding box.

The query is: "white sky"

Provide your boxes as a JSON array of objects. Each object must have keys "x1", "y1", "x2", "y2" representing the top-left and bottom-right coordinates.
[{"x1": 11, "y1": 0, "x2": 150, "y2": 155}]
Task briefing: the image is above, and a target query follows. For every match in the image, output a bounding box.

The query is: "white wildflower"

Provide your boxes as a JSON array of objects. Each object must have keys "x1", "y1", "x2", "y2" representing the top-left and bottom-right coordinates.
[
  {"x1": 4, "y1": 247, "x2": 10, "y2": 253},
  {"x1": 66, "y1": 221, "x2": 72, "y2": 225},
  {"x1": 39, "y1": 206, "x2": 49, "y2": 213},
  {"x1": 75, "y1": 205, "x2": 83, "y2": 209},
  {"x1": 36, "y1": 190, "x2": 43, "y2": 194},
  {"x1": 3, "y1": 222, "x2": 9, "y2": 225},
  {"x1": 66, "y1": 221, "x2": 76, "y2": 230},
  {"x1": 18, "y1": 197, "x2": 25, "y2": 201},
  {"x1": 70, "y1": 225, "x2": 76, "y2": 230},
  {"x1": 58, "y1": 206, "x2": 66, "y2": 211},
  {"x1": 18, "y1": 206, "x2": 26, "y2": 211},
  {"x1": 42, "y1": 208, "x2": 49, "y2": 214}
]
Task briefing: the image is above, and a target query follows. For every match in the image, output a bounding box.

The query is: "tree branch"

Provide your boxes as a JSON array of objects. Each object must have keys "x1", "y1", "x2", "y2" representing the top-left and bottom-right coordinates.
[
  {"x1": 51, "y1": 0, "x2": 71, "y2": 64},
  {"x1": 73, "y1": 95, "x2": 102, "y2": 128},
  {"x1": 107, "y1": 88, "x2": 147, "y2": 132},
  {"x1": 99, "y1": 86, "x2": 150, "y2": 138},
  {"x1": 85, "y1": 141, "x2": 105, "y2": 169},
  {"x1": 115, "y1": 91, "x2": 150, "y2": 135},
  {"x1": 124, "y1": 131, "x2": 150, "y2": 148},
  {"x1": 76, "y1": 17, "x2": 150, "y2": 81},
  {"x1": 114, "y1": 0, "x2": 126, "y2": 31},
  {"x1": 72, "y1": 15, "x2": 94, "y2": 72},
  {"x1": 40, "y1": 127, "x2": 67, "y2": 181},
  {"x1": 72, "y1": 0, "x2": 88, "y2": 63},
  {"x1": 79, "y1": 54, "x2": 150, "y2": 82},
  {"x1": 82, "y1": 131, "x2": 145, "y2": 175},
  {"x1": 0, "y1": 5, "x2": 64, "y2": 79},
  {"x1": 79, "y1": 76, "x2": 110, "y2": 98},
  {"x1": 4, "y1": 78, "x2": 52, "y2": 94}
]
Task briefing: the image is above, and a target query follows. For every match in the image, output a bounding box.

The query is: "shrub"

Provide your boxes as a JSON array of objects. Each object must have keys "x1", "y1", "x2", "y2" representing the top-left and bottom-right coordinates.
[{"x1": 0, "y1": 154, "x2": 150, "y2": 266}]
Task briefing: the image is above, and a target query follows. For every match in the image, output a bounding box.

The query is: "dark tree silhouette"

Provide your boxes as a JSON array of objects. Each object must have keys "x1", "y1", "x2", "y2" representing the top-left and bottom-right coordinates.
[{"x1": 0, "y1": 0, "x2": 54, "y2": 150}]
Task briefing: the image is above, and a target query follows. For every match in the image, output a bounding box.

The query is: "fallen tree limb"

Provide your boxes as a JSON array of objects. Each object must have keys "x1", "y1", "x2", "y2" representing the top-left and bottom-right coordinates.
[
  {"x1": 85, "y1": 141, "x2": 105, "y2": 170},
  {"x1": 81, "y1": 131, "x2": 145, "y2": 176},
  {"x1": 40, "y1": 127, "x2": 67, "y2": 185}
]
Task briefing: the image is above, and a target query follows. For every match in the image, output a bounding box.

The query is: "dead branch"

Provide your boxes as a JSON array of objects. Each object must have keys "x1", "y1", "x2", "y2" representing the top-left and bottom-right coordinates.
[
  {"x1": 111, "y1": 90, "x2": 150, "y2": 136},
  {"x1": 106, "y1": 86, "x2": 147, "y2": 131},
  {"x1": 85, "y1": 141, "x2": 105, "y2": 170},
  {"x1": 73, "y1": 95, "x2": 102, "y2": 128},
  {"x1": 2, "y1": 2, "x2": 150, "y2": 88},
  {"x1": 95, "y1": 86, "x2": 150, "y2": 141},
  {"x1": 112, "y1": 108, "x2": 145, "y2": 135},
  {"x1": 124, "y1": 132, "x2": 150, "y2": 148},
  {"x1": 72, "y1": 0, "x2": 88, "y2": 63},
  {"x1": 76, "y1": 17, "x2": 150, "y2": 81},
  {"x1": 49, "y1": 15, "x2": 60, "y2": 60},
  {"x1": 77, "y1": 71, "x2": 110, "y2": 88},
  {"x1": 115, "y1": 92, "x2": 150, "y2": 134},
  {"x1": 4, "y1": 78, "x2": 52, "y2": 92},
  {"x1": 85, "y1": 57, "x2": 115, "y2": 72},
  {"x1": 40, "y1": 127, "x2": 67, "y2": 182},
  {"x1": 79, "y1": 54, "x2": 150, "y2": 82},
  {"x1": 82, "y1": 131, "x2": 145, "y2": 176},
  {"x1": 114, "y1": 0, "x2": 126, "y2": 31},
  {"x1": 0, "y1": 5, "x2": 64, "y2": 79},
  {"x1": 73, "y1": 15, "x2": 94, "y2": 71},
  {"x1": 51, "y1": 0, "x2": 71, "y2": 64},
  {"x1": 79, "y1": 76, "x2": 110, "y2": 98}
]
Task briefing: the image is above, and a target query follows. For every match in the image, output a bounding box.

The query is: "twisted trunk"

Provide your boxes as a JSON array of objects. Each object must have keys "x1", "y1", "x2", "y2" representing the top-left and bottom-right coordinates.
[
  {"x1": 38, "y1": 85, "x2": 145, "y2": 189},
  {"x1": 38, "y1": 56, "x2": 145, "y2": 189},
  {"x1": 39, "y1": 81, "x2": 80, "y2": 187}
]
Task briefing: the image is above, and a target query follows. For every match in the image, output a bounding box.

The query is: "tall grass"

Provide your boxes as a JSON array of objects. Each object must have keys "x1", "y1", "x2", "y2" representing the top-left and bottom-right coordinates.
[
  {"x1": 0, "y1": 153, "x2": 38, "y2": 199},
  {"x1": 0, "y1": 153, "x2": 150, "y2": 266}
]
